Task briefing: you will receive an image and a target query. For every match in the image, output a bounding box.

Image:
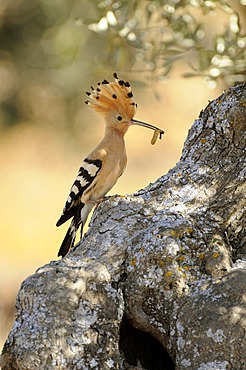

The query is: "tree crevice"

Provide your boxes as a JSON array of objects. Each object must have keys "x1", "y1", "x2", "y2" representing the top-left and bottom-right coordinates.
[{"x1": 119, "y1": 315, "x2": 175, "y2": 370}]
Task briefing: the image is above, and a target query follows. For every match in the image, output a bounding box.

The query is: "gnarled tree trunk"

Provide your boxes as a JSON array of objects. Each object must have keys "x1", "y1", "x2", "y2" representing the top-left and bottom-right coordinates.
[{"x1": 1, "y1": 84, "x2": 245, "y2": 370}]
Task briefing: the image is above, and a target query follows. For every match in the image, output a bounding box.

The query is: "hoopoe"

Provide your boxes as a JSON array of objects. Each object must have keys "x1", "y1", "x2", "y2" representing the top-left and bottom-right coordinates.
[{"x1": 56, "y1": 73, "x2": 164, "y2": 257}]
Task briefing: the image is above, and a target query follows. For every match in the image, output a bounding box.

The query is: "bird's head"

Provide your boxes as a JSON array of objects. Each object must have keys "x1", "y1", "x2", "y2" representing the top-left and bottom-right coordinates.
[{"x1": 85, "y1": 73, "x2": 164, "y2": 139}]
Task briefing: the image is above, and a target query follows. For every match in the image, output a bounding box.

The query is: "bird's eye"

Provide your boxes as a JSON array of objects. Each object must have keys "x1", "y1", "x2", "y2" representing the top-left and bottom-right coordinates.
[{"x1": 117, "y1": 115, "x2": 122, "y2": 121}]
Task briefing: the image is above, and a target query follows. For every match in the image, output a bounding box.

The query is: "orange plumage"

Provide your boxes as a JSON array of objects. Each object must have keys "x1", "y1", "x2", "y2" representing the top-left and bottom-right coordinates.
[{"x1": 85, "y1": 73, "x2": 137, "y2": 121}]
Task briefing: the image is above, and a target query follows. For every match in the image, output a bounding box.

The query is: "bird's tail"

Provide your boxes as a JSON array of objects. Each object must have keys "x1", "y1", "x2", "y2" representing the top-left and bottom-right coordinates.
[
  {"x1": 57, "y1": 202, "x2": 95, "y2": 258},
  {"x1": 57, "y1": 218, "x2": 82, "y2": 258},
  {"x1": 57, "y1": 202, "x2": 85, "y2": 257}
]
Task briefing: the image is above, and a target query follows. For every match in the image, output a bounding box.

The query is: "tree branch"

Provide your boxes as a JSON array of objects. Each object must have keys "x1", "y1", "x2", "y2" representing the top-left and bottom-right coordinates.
[{"x1": 1, "y1": 84, "x2": 245, "y2": 370}]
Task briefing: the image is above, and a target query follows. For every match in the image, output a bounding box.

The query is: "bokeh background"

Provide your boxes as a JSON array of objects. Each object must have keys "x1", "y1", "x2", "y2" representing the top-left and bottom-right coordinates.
[{"x1": 0, "y1": 0, "x2": 245, "y2": 350}]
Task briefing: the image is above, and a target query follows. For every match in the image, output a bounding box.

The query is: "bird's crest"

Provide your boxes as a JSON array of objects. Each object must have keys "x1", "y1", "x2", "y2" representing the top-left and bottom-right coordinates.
[{"x1": 85, "y1": 73, "x2": 137, "y2": 120}]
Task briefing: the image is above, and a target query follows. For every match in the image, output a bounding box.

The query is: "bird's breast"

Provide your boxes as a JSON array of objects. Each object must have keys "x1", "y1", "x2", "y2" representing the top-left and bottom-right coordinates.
[{"x1": 83, "y1": 146, "x2": 127, "y2": 202}]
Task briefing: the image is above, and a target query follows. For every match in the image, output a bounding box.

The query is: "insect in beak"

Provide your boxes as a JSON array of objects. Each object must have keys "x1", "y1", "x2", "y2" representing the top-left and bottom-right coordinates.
[{"x1": 130, "y1": 119, "x2": 164, "y2": 145}]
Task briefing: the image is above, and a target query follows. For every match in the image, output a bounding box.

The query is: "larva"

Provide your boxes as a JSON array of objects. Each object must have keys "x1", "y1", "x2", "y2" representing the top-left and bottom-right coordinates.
[{"x1": 151, "y1": 129, "x2": 159, "y2": 145}]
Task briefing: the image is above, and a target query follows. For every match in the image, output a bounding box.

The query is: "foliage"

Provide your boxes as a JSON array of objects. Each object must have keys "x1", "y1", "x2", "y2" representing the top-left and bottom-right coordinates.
[
  {"x1": 84, "y1": 0, "x2": 246, "y2": 87},
  {"x1": 0, "y1": 0, "x2": 245, "y2": 126}
]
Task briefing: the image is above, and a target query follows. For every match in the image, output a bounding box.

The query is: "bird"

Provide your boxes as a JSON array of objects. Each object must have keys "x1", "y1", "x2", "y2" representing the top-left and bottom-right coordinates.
[{"x1": 56, "y1": 73, "x2": 164, "y2": 258}]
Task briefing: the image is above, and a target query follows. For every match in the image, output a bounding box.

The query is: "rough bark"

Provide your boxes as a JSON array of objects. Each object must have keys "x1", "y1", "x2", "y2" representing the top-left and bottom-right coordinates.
[{"x1": 1, "y1": 83, "x2": 246, "y2": 370}]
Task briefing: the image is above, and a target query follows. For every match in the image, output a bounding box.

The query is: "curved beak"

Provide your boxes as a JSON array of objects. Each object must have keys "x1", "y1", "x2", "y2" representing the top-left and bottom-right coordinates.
[{"x1": 130, "y1": 119, "x2": 164, "y2": 136}]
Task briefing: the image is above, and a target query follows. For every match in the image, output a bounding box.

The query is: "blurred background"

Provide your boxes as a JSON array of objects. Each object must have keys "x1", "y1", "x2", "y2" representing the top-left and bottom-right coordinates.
[{"x1": 0, "y1": 0, "x2": 245, "y2": 350}]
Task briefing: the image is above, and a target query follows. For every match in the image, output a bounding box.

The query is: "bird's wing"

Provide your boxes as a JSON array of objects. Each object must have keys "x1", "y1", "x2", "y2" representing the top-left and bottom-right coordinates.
[{"x1": 56, "y1": 149, "x2": 107, "y2": 227}]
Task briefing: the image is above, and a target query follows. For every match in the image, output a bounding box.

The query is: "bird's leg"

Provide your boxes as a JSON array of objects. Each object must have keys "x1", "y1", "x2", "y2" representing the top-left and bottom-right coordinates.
[
  {"x1": 87, "y1": 197, "x2": 107, "y2": 208},
  {"x1": 86, "y1": 199, "x2": 100, "y2": 205},
  {"x1": 95, "y1": 196, "x2": 108, "y2": 206}
]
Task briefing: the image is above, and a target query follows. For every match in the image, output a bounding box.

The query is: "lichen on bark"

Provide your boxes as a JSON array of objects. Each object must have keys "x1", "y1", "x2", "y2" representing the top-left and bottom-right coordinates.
[{"x1": 1, "y1": 84, "x2": 245, "y2": 370}]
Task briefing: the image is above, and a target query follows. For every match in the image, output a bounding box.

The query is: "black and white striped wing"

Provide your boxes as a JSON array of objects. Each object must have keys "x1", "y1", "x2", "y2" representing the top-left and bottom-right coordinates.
[{"x1": 56, "y1": 158, "x2": 102, "y2": 227}]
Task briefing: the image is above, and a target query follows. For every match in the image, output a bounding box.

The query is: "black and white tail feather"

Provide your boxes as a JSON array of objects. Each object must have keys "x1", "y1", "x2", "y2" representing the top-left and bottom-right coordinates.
[{"x1": 56, "y1": 158, "x2": 102, "y2": 257}]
